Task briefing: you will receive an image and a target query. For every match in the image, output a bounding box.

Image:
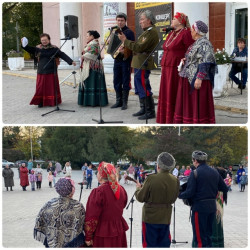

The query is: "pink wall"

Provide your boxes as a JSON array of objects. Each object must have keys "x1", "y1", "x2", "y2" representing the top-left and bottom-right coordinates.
[{"x1": 42, "y1": 2, "x2": 60, "y2": 47}]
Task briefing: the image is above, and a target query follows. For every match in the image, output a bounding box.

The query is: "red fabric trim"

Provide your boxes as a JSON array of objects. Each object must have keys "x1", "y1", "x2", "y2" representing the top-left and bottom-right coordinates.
[
  {"x1": 142, "y1": 222, "x2": 147, "y2": 248},
  {"x1": 195, "y1": 212, "x2": 202, "y2": 248}
]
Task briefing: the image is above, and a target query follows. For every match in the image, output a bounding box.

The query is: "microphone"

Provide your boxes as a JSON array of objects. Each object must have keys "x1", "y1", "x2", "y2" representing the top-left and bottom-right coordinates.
[
  {"x1": 109, "y1": 25, "x2": 118, "y2": 30},
  {"x1": 60, "y1": 36, "x2": 71, "y2": 40},
  {"x1": 162, "y1": 27, "x2": 174, "y2": 33}
]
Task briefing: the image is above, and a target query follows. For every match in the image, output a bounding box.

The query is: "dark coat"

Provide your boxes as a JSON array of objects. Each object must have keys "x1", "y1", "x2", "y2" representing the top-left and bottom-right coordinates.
[{"x1": 2, "y1": 168, "x2": 14, "y2": 187}]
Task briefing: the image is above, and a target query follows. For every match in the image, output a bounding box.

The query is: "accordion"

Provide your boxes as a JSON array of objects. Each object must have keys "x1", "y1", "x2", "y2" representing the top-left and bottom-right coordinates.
[{"x1": 107, "y1": 29, "x2": 132, "y2": 60}]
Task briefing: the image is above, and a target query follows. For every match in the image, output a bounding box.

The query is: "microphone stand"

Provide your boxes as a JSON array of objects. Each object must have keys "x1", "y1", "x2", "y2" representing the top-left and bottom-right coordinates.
[
  {"x1": 79, "y1": 183, "x2": 84, "y2": 202},
  {"x1": 171, "y1": 202, "x2": 188, "y2": 245},
  {"x1": 92, "y1": 28, "x2": 123, "y2": 124},
  {"x1": 126, "y1": 193, "x2": 135, "y2": 248},
  {"x1": 133, "y1": 28, "x2": 173, "y2": 124},
  {"x1": 42, "y1": 39, "x2": 75, "y2": 116}
]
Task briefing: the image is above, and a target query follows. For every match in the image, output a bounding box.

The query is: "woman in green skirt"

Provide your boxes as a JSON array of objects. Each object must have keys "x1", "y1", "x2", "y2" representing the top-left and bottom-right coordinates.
[{"x1": 78, "y1": 30, "x2": 108, "y2": 106}]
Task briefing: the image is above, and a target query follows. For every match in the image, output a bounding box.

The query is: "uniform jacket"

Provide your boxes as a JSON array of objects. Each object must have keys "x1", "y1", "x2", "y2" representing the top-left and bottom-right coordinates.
[
  {"x1": 179, "y1": 164, "x2": 228, "y2": 213},
  {"x1": 124, "y1": 25, "x2": 159, "y2": 70},
  {"x1": 135, "y1": 171, "x2": 179, "y2": 224}
]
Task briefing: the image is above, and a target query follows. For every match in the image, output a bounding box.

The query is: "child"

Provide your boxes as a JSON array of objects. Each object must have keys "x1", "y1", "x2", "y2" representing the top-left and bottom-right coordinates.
[
  {"x1": 224, "y1": 173, "x2": 232, "y2": 191},
  {"x1": 240, "y1": 172, "x2": 248, "y2": 192},
  {"x1": 35, "y1": 164, "x2": 43, "y2": 189},
  {"x1": 29, "y1": 170, "x2": 36, "y2": 191},
  {"x1": 138, "y1": 168, "x2": 144, "y2": 184},
  {"x1": 48, "y1": 171, "x2": 53, "y2": 188}
]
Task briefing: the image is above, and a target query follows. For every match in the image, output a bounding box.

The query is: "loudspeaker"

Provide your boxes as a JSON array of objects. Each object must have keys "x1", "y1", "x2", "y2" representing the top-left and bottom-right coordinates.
[{"x1": 64, "y1": 15, "x2": 79, "y2": 39}]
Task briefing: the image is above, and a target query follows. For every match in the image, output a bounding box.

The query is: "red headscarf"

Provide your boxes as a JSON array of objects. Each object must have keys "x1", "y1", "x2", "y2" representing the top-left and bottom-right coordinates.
[
  {"x1": 174, "y1": 12, "x2": 190, "y2": 28},
  {"x1": 98, "y1": 162, "x2": 120, "y2": 200}
]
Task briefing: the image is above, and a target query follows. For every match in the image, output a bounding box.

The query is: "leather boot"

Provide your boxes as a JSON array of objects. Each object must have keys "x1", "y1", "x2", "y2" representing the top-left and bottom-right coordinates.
[
  {"x1": 121, "y1": 90, "x2": 129, "y2": 110},
  {"x1": 138, "y1": 95, "x2": 156, "y2": 120},
  {"x1": 133, "y1": 97, "x2": 145, "y2": 116},
  {"x1": 111, "y1": 91, "x2": 122, "y2": 108},
  {"x1": 6, "y1": 187, "x2": 8, "y2": 191},
  {"x1": 10, "y1": 186, "x2": 13, "y2": 191}
]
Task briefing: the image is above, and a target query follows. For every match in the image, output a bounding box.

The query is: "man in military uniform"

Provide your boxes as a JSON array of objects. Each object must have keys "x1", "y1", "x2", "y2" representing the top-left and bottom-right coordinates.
[
  {"x1": 111, "y1": 13, "x2": 135, "y2": 110},
  {"x1": 118, "y1": 10, "x2": 159, "y2": 119},
  {"x1": 179, "y1": 151, "x2": 228, "y2": 248},
  {"x1": 135, "y1": 152, "x2": 179, "y2": 247}
]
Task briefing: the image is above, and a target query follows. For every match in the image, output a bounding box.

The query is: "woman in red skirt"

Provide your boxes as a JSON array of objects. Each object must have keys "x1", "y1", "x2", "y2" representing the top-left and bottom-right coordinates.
[
  {"x1": 156, "y1": 12, "x2": 194, "y2": 124},
  {"x1": 21, "y1": 34, "x2": 76, "y2": 107},
  {"x1": 174, "y1": 21, "x2": 217, "y2": 124}
]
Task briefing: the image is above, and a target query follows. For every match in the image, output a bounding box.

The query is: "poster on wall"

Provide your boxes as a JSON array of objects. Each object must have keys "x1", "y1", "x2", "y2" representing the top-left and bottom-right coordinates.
[{"x1": 135, "y1": 2, "x2": 172, "y2": 69}]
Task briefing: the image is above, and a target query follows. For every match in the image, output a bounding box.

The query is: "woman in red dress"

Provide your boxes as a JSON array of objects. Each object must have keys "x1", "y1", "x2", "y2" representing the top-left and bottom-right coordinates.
[
  {"x1": 19, "y1": 163, "x2": 29, "y2": 191},
  {"x1": 84, "y1": 162, "x2": 129, "y2": 247},
  {"x1": 156, "y1": 13, "x2": 194, "y2": 124},
  {"x1": 174, "y1": 21, "x2": 216, "y2": 124}
]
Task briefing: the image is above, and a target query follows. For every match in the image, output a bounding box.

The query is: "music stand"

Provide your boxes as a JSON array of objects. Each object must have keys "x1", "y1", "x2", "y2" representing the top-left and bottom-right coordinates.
[
  {"x1": 79, "y1": 182, "x2": 84, "y2": 202},
  {"x1": 60, "y1": 39, "x2": 78, "y2": 88},
  {"x1": 41, "y1": 39, "x2": 75, "y2": 117},
  {"x1": 133, "y1": 28, "x2": 173, "y2": 124},
  {"x1": 126, "y1": 193, "x2": 135, "y2": 248},
  {"x1": 92, "y1": 29, "x2": 123, "y2": 124}
]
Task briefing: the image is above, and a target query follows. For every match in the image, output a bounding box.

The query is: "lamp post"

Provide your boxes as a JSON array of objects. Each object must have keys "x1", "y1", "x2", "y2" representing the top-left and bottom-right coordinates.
[{"x1": 30, "y1": 127, "x2": 33, "y2": 161}]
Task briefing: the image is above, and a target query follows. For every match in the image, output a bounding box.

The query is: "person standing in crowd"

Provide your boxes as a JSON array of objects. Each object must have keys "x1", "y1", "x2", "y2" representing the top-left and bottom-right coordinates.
[
  {"x1": 157, "y1": 12, "x2": 194, "y2": 124},
  {"x1": 84, "y1": 162, "x2": 128, "y2": 247},
  {"x1": 179, "y1": 165, "x2": 186, "y2": 175},
  {"x1": 240, "y1": 172, "x2": 247, "y2": 192},
  {"x1": 63, "y1": 161, "x2": 72, "y2": 178},
  {"x1": 226, "y1": 166, "x2": 233, "y2": 178},
  {"x1": 27, "y1": 159, "x2": 33, "y2": 174},
  {"x1": 179, "y1": 151, "x2": 228, "y2": 247},
  {"x1": 29, "y1": 170, "x2": 36, "y2": 191},
  {"x1": 21, "y1": 34, "x2": 76, "y2": 107},
  {"x1": 86, "y1": 164, "x2": 93, "y2": 189},
  {"x1": 48, "y1": 171, "x2": 53, "y2": 188},
  {"x1": 172, "y1": 165, "x2": 179, "y2": 177},
  {"x1": 34, "y1": 178, "x2": 85, "y2": 247},
  {"x1": 229, "y1": 38, "x2": 248, "y2": 89},
  {"x1": 127, "y1": 163, "x2": 135, "y2": 183},
  {"x1": 118, "y1": 10, "x2": 159, "y2": 120},
  {"x1": 2, "y1": 164, "x2": 14, "y2": 191},
  {"x1": 82, "y1": 162, "x2": 88, "y2": 178},
  {"x1": 224, "y1": 173, "x2": 232, "y2": 191},
  {"x1": 111, "y1": 12, "x2": 135, "y2": 110},
  {"x1": 55, "y1": 161, "x2": 62, "y2": 176},
  {"x1": 174, "y1": 21, "x2": 217, "y2": 124},
  {"x1": 134, "y1": 164, "x2": 139, "y2": 180},
  {"x1": 78, "y1": 30, "x2": 108, "y2": 107},
  {"x1": 35, "y1": 164, "x2": 43, "y2": 189},
  {"x1": 236, "y1": 165, "x2": 245, "y2": 191},
  {"x1": 184, "y1": 165, "x2": 192, "y2": 176},
  {"x1": 47, "y1": 161, "x2": 56, "y2": 187},
  {"x1": 20, "y1": 162, "x2": 29, "y2": 191},
  {"x1": 135, "y1": 152, "x2": 179, "y2": 247}
]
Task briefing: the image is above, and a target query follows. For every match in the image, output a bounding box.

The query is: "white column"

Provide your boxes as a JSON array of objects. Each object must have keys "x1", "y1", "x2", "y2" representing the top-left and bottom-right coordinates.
[{"x1": 59, "y1": 2, "x2": 82, "y2": 69}]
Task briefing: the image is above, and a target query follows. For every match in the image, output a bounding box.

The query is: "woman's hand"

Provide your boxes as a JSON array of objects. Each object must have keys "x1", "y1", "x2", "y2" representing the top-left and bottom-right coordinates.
[
  {"x1": 85, "y1": 240, "x2": 93, "y2": 246},
  {"x1": 194, "y1": 79, "x2": 202, "y2": 90}
]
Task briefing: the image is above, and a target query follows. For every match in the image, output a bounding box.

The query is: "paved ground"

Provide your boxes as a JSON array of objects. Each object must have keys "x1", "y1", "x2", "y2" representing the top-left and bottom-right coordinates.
[
  {"x1": 2, "y1": 168, "x2": 248, "y2": 248},
  {"x1": 2, "y1": 69, "x2": 248, "y2": 124}
]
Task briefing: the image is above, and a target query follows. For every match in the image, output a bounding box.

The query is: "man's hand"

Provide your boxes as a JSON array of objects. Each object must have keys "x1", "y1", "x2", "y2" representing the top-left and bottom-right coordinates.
[
  {"x1": 118, "y1": 32, "x2": 126, "y2": 42},
  {"x1": 136, "y1": 181, "x2": 142, "y2": 188}
]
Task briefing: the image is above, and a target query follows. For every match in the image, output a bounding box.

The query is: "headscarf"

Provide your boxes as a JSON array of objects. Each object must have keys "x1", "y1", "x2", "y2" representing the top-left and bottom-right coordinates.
[
  {"x1": 174, "y1": 12, "x2": 190, "y2": 28},
  {"x1": 98, "y1": 162, "x2": 120, "y2": 200},
  {"x1": 192, "y1": 20, "x2": 208, "y2": 36},
  {"x1": 55, "y1": 177, "x2": 75, "y2": 197}
]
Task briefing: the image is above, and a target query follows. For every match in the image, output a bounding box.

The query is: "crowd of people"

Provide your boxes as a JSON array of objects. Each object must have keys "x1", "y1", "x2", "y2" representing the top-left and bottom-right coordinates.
[{"x1": 20, "y1": 10, "x2": 247, "y2": 124}]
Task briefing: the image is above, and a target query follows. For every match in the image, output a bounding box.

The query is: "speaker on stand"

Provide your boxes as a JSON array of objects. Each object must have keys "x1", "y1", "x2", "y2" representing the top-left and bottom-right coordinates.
[{"x1": 60, "y1": 15, "x2": 79, "y2": 88}]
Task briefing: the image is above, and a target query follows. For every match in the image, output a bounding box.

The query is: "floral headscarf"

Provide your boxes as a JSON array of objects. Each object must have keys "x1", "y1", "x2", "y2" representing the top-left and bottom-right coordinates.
[
  {"x1": 192, "y1": 20, "x2": 208, "y2": 36},
  {"x1": 174, "y1": 12, "x2": 190, "y2": 28},
  {"x1": 55, "y1": 177, "x2": 75, "y2": 197},
  {"x1": 98, "y1": 162, "x2": 120, "y2": 200}
]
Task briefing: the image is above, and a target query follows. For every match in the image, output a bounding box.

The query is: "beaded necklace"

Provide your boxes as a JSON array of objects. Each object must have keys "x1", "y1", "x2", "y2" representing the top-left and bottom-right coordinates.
[{"x1": 165, "y1": 28, "x2": 184, "y2": 48}]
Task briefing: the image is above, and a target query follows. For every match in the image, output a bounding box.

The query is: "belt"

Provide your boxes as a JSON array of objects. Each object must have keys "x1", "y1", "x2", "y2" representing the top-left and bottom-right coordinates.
[
  {"x1": 144, "y1": 202, "x2": 171, "y2": 208},
  {"x1": 134, "y1": 52, "x2": 150, "y2": 56}
]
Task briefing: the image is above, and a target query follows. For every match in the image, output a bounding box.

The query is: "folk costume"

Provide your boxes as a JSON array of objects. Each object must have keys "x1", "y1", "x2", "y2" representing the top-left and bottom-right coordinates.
[
  {"x1": 21, "y1": 39, "x2": 74, "y2": 107},
  {"x1": 112, "y1": 13, "x2": 135, "y2": 110},
  {"x1": 157, "y1": 13, "x2": 194, "y2": 124},
  {"x1": 135, "y1": 152, "x2": 179, "y2": 248},
  {"x1": 174, "y1": 21, "x2": 217, "y2": 124},
  {"x1": 19, "y1": 165, "x2": 29, "y2": 191},
  {"x1": 84, "y1": 162, "x2": 129, "y2": 247},
  {"x1": 2, "y1": 166, "x2": 14, "y2": 191},
  {"x1": 34, "y1": 178, "x2": 85, "y2": 248},
  {"x1": 78, "y1": 39, "x2": 108, "y2": 107},
  {"x1": 123, "y1": 12, "x2": 159, "y2": 120}
]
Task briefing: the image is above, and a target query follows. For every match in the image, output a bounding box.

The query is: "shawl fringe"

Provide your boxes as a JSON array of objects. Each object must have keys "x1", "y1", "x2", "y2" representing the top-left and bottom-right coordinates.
[{"x1": 34, "y1": 229, "x2": 48, "y2": 247}]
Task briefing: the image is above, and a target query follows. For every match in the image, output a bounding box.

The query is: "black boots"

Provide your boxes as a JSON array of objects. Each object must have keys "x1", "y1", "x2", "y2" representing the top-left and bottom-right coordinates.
[
  {"x1": 111, "y1": 91, "x2": 122, "y2": 108},
  {"x1": 138, "y1": 95, "x2": 155, "y2": 120},
  {"x1": 133, "y1": 97, "x2": 145, "y2": 116},
  {"x1": 10, "y1": 186, "x2": 13, "y2": 191},
  {"x1": 6, "y1": 187, "x2": 8, "y2": 191},
  {"x1": 121, "y1": 90, "x2": 129, "y2": 110}
]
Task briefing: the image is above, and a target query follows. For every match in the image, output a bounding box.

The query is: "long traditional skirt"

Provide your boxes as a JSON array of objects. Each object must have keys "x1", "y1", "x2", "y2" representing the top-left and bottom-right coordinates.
[
  {"x1": 30, "y1": 73, "x2": 61, "y2": 106},
  {"x1": 78, "y1": 69, "x2": 108, "y2": 107},
  {"x1": 156, "y1": 66, "x2": 180, "y2": 124},
  {"x1": 174, "y1": 77, "x2": 215, "y2": 124}
]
